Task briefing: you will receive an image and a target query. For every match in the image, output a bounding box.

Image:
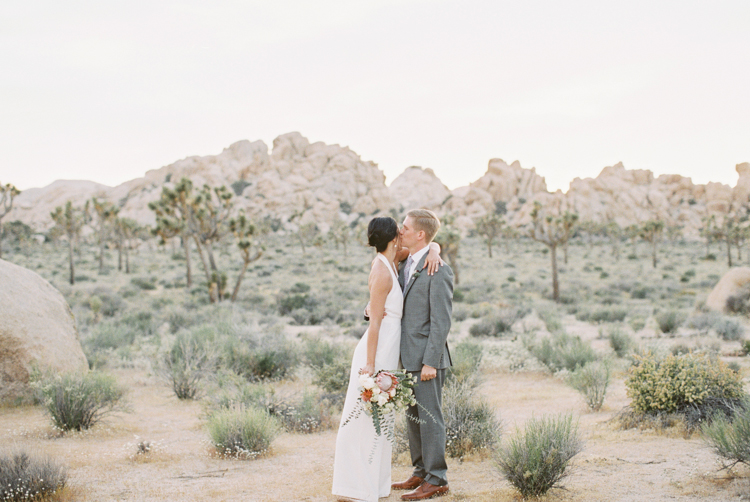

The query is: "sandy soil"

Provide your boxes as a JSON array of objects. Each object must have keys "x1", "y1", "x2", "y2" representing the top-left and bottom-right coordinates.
[{"x1": 2, "y1": 365, "x2": 746, "y2": 502}]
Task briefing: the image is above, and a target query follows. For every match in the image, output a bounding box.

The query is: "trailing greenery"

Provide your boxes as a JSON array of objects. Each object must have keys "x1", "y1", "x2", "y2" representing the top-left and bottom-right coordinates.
[
  {"x1": 207, "y1": 405, "x2": 281, "y2": 459},
  {"x1": 0, "y1": 452, "x2": 67, "y2": 501},
  {"x1": 496, "y1": 414, "x2": 583, "y2": 498},
  {"x1": 35, "y1": 371, "x2": 126, "y2": 431}
]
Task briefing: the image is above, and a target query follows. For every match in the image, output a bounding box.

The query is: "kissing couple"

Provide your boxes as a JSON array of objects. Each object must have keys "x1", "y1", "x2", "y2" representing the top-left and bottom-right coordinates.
[{"x1": 332, "y1": 209, "x2": 454, "y2": 502}]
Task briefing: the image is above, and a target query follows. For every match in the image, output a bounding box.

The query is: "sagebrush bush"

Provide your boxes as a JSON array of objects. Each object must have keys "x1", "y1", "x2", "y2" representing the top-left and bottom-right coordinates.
[
  {"x1": 567, "y1": 361, "x2": 610, "y2": 411},
  {"x1": 714, "y1": 317, "x2": 745, "y2": 341},
  {"x1": 160, "y1": 330, "x2": 217, "y2": 399},
  {"x1": 469, "y1": 307, "x2": 524, "y2": 337},
  {"x1": 443, "y1": 379, "x2": 501, "y2": 459},
  {"x1": 496, "y1": 414, "x2": 583, "y2": 498},
  {"x1": 688, "y1": 312, "x2": 723, "y2": 335},
  {"x1": 607, "y1": 325, "x2": 634, "y2": 358},
  {"x1": 207, "y1": 406, "x2": 281, "y2": 459},
  {"x1": 656, "y1": 310, "x2": 685, "y2": 335},
  {"x1": 0, "y1": 452, "x2": 67, "y2": 501},
  {"x1": 530, "y1": 332, "x2": 597, "y2": 373},
  {"x1": 626, "y1": 352, "x2": 745, "y2": 417},
  {"x1": 535, "y1": 305, "x2": 562, "y2": 332},
  {"x1": 577, "y1": 307, "x2": 627, "y2": 324},
  {"x1": 447, "y1": 340, "x2": 483, "y2": 386},
  {"x1": 726, "y1": 285, "x2": 750, "y2": 315},
  {"x1": 702, "y1": 399, "x2": 750, "y2": 468},
  {"x1": 221, "y1": 328, "x2": 298, "y2": 381},
  {"x1": 35, "y1": 371, "x2": 126, "y2": 431}
]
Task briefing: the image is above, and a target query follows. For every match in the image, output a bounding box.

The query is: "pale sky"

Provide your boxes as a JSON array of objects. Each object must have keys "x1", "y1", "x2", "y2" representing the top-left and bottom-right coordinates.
[{"x1": 1, "y1": 0, "x2": 749, "y2": 193}]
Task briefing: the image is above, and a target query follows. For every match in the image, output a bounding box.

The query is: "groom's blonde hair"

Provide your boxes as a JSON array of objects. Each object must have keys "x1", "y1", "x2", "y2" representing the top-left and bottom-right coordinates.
[{"x1": 407, "y1": 209, "x2": 440, "y2": 242}]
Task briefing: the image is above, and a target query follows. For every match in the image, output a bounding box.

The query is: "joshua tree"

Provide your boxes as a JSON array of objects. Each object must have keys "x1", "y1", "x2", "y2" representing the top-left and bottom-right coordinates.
[
  {"x1": 0, "y1": 182, "x2": 21, "y2": 259},
  {"x1": 289, "y1": 212, "x2": 319, "y2": 255},
  {"x1": 603, "y1": 221, "x2": 622, "y2": 261},
  {"x1": 639, "y1": 219, "x2": 664, "y2": 268},
  {"x1": 527, "y1": 202, "x2": 578, "y2": 302},
  {"x1": 624, "y1": 223, "x2": 640, "y2": 257},
  {"x1": 328, "y1": 219, "x2": 352, "y2": 256},
  {"x1": 149, "y1": 178, "x2": 196, "y2": 288},
  {"x1": 114, "y1": 217, "x2": 139, "y2": 274},
  {"x1": 51, "y1": 202, "x2": 84, "y2": 285},
  {"x1": 559, "y1": 212, "x2": 579, "y2": 265},
  {"x1": 475, "y1": 213, "x2": 505, "y2": 258},
  {"x1": 228, "y1": 210, "x2": 264, "y2": 302},
  {"x1": 700, "y1": 215, "x2": 718, "y2": 259},
  {"x1": 85, "y1": 197, "x2": 119, "y2": 274}
]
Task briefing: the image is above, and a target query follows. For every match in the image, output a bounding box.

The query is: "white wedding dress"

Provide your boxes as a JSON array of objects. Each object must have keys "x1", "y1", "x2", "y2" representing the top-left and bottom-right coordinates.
[{"x1": 332, "y1": 253, "x2": 403, "y2": 502}]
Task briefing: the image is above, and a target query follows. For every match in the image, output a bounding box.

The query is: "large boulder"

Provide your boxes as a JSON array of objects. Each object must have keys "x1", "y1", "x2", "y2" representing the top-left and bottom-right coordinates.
[
  {"x1": 705, "y1": 267, "x2": 750, "y2": 313},
  {"x1": 0, "y1": 259, "x2": 88, "y2": 400}
]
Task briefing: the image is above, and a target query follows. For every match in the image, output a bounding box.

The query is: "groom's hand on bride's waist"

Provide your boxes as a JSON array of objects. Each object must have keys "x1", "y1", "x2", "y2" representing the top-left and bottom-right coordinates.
[{"x1": 420, "y1": 364, "x2": 437, "y2": 381}]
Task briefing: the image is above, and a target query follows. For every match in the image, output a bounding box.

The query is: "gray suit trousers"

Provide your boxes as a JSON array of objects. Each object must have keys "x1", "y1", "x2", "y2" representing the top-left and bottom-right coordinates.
[{"x1": 406, "y1": 368, "x2": 447, "y2": 486}]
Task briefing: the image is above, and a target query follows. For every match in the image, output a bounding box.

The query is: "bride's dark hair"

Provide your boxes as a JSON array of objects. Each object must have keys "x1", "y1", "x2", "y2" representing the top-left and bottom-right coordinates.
[{"x1": 367, "y1": 217, "x2": 398, "y2": 253}]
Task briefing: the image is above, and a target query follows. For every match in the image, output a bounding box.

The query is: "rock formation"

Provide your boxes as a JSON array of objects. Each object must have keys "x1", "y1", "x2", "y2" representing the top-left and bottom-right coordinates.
[
  {"x1": 0, "y1": 259, "x2": 88, "y2": 401},
  {"x1": 5, "y1": 133, "x2": 749, "y2": 238},
  {"x1": 706, "y1": 267, "x2": 750, "y2": 313}
]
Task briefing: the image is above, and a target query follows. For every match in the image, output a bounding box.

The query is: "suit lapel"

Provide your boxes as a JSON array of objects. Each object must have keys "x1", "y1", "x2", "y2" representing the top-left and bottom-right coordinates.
[{"x1": 403, "y1": 254, "x2": 427, "y2": 299}]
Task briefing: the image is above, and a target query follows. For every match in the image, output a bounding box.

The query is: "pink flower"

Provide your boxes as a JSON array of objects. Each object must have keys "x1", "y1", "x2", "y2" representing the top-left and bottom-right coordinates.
[{"x1": 376, "y1": 372, "x2": 397, "y2": 393}]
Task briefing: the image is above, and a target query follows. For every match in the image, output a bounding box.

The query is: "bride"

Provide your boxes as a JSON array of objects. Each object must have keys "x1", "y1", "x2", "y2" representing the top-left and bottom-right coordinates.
[{"x1": 332, "y1": 216, "x2": 441, "y2": 502}]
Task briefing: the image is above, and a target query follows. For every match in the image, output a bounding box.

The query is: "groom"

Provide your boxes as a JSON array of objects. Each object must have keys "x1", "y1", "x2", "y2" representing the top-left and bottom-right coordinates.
[{"x1": 393, "y1": 209, "x2": 453, "y2": 501}]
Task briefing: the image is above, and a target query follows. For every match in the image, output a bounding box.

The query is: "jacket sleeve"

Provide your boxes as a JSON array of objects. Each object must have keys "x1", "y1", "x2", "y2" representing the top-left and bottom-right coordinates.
[{"x1": 423, "y1": 265, "x2": 454, "y2": 368}]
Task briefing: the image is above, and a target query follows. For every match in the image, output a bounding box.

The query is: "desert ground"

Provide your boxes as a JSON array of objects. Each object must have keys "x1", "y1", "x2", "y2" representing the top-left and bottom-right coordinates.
[{"x1": 2, "y1": 233, "x2": 750, "y2": 501}]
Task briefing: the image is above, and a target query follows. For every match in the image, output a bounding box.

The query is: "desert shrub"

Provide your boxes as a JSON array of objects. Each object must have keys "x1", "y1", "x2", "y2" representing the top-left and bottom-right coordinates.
[
  {"x1": 452, "y1": 304, "x2": 469, "y2": 322},
  {"x1": 702, "y1": 399, "x2": 750, "y2": 468},
  {"x1": 35, "y1": 371, "x2": 126, "y2": 431},
  {"x1": 567, "y1": 361, "x2": 610, "y2": 411},
  {"x1": 656, "y1": 310, "x2": 685, "y2": 335},
  {"x1": 83, "y1": 322, "x2": 137, "y2": 356},
  {"x1": 536, "y1": 305, "x2": 562, "y2": 332},
  {"x1": 469, "y1": 307, "x2": 525, "y2": 337},
  {"x1": 607, "y1": 325, "x2": 634, "y2": 358},
  {"x1": 130, "y1": 276, "x2": 157, "y2": 290},
  {"x1": 626, "y1": 352, "x2": 745, "y2": 430},
  {"x1": 742, "y1": 340, "x2": 750, "y2": 356},
  {"x1": 89, "y1": 287, "x2": 125, "y2": 318},
  {"x1": 119, "y1": 309, "x2": 158, "y2": 337},
  {"x1": 688, "y1": 312, "x2": 723, "y2": 335},
  {"x1": 447, "y1": 340, "x2": 483, "y2": 386},
  {"x1": 222, "y1": 329, "x2": 298, "y2": 381},
  {"x1": 301, "y1": 337, "x2": 347, "y2": 367},
  {"x1": 0, "y1": 451, "x2": 67, "y2": 501},
  {"x1": 530, "y1": 332, "x2": 597, "y2": 373},
  {"x1": 160, "y1": 330, "x2": 218, "y2": 400},
  {"x1": 714, "y1": 317, "x2": 744, "y2": 341},
  {"x1": 577, "y1": 307, "x2": 628, "y2": 324},
  {"x1": 277, "y1": 292, "x2": 316, "y2": 315},
  {"x1": 496, "y1": 413, "x2": 583, "y2": 498},
  {"x1": 274, "y1": 390, "x2": 336, "y2": 433},
  {"x1": 207, "y1": 406, "x2": 281, "y2": 459},
  {"x1": 443, "y1": 379, "x2": 501, "y2": 459}
]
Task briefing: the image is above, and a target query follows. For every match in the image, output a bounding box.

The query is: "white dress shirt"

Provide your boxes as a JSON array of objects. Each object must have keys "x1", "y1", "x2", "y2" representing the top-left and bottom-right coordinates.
[{"x1": 406, "y1": 245, "x2": 430, "y2": 281}]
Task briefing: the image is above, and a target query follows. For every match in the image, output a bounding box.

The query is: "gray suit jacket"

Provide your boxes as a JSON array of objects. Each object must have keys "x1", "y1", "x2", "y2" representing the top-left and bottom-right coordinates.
[{"x1": 399, "y1": 253, "x2": 454, "y2": 371}]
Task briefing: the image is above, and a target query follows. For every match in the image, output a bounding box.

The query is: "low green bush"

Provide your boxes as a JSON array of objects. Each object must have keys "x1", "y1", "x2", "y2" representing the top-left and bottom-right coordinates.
[
  {"x1": 714, "y1": 317, "x2": 744, "y2": 341},
  {"x1": 577, "y1": 307, "x2": 628, "y2": 324},
  {"x1": 130, "y1": 276, "x2": 157, "y2": 290},
  {"x1": 207, "y1": 406, "x2": 281, "y2": 459},
  {"x1": 625, "y1": 352, "x2": 745, "y2": 430},
  {"x1": 656, "y1": 310, "x2": 685, "y2": 335},
  {"x1": 160, "y1": 330, "x2": 218, "y2": 400},
  {"x1": 0, "y1": 451, "x2": 67, "y2": 501},
  {"x1": 530, "y1": 332, "x2": 597, "y2": 373},
  {"x1": 496, "y1": 414, "x2": 583, "y2": 498},
  {"x1": 447, "y1": 340, "x2": 483, "y2": 386},
  {"x1": 469, "y1": 307, "x2": 525, "y2": 337},
  {"x1": 607, "y1": 326, "x2": 634, "y2": 358},
  {"x1": 726, "y1": 285, "x2": 750, "y2": 315},
  {"x1": 567, "y1": 361, "x2": 610, "y2": 411},
  {"x1": 443, "y1": 379, "x2": 501, "y2": 459},
  {"x1": 35, "y1": 371, "x2": 126, "y2": 431},
  {"x1": 702, "y1": 400, "x2": 750, "y2": 468}
]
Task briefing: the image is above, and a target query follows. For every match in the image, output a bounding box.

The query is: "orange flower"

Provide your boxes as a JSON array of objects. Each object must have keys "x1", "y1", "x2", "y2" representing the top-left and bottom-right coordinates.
[{"x1": 361, "y1": 389, "x2": 373, "y2": 402}]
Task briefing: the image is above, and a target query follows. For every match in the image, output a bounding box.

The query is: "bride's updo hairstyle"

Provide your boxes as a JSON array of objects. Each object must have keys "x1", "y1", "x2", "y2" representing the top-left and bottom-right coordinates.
[{"x1": 367, "y1": 217, "x2": 399, "y2": 253}]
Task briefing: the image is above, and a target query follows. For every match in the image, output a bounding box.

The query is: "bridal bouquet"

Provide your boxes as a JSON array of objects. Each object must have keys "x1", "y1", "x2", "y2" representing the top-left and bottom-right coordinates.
[{"x1": 343, "y1": 369, "x2": 417, "y2": 441}]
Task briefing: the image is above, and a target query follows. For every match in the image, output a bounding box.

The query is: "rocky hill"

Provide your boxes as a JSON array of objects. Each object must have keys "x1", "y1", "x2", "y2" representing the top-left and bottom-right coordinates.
[{"x1": 6, "y1": 132, "x2": 749, "y2": 237}]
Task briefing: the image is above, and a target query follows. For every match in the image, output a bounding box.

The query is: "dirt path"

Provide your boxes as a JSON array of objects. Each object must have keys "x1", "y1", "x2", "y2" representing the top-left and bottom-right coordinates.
[{"x1": 1, "y1": 369, "x2": 744, "y2": 501}]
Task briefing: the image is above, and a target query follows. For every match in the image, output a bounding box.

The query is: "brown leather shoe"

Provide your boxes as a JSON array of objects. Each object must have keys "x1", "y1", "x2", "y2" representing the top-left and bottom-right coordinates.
[
  {"x1": 401, "y1": 481, "x2": 449, "y2": 500},
  {"x1": 391, "y1": 476, "x2": 424, "y2": 491}
]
